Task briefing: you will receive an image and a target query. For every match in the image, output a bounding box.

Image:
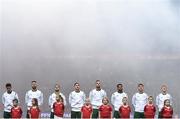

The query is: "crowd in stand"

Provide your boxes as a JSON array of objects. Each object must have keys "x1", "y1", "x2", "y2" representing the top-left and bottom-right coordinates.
[{"x1": 1, "y1": 80, "x2": 173, "y2": 118}]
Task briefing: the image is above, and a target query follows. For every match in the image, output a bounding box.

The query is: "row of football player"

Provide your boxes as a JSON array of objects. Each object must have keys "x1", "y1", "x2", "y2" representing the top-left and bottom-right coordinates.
[
  {"x1": 7, "y1": 93, "x2": 173, "y2": 118},
  {"x1": 1, "y1": 80, "x2": 173, "y2": 118}
]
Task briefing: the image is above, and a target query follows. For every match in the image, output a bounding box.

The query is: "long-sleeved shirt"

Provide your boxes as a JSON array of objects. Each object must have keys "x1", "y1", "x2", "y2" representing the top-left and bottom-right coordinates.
[
  {"x1": 25, "y1": 90, "x2": 43, "y2": 110},
  {"x1": 156, "y1": 93, "x2": 172, "y2": 111},
  {"x1": 69, "y1": 91, "x2": 86, "y2": 111},
  {"x1": 89, "y1": 89, "x2": 107, "y2": 109},
  {"x1": 111, "y1": 92, "x2": 128, "y2": 111},
  {"x1": 2, "y1": 91, "x2": 19, "y2": 112},
  {"x1": 132, "y1": 92, "x2": 148, "y2": 112},
  {"x1": 49, "y1": 92, "x2": 66, "y2": 112}
]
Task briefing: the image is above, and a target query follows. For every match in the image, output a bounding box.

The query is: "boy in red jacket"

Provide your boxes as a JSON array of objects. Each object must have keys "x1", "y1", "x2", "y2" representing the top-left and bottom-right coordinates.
[
  {"x1": 144, "y1": 96, "x2": 156, "y2": 118},
  {"x1": 53, "y1": 95, "x2": 65, "y2": 119},
  {"x1": 99, "y1": 97, "x2": 112, "y2": 119},
  {"x1": 119, "y1": 97, "x2": 131, "y2": 118},
  {"x1": 11, "y1": 99, "x2": 23, "y2": 118},
  {"x1": 161, "y1": 99, "x2": 173, "y2": 118},
  {"x1": 81, "y1": 98, "x2": 93, "y2": 119}
]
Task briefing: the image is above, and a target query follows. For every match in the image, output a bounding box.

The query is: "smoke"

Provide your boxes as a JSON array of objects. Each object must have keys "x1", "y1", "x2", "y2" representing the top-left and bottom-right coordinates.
[{"x1": 0, "y1": 0, "x2": 180, "y2": 116}]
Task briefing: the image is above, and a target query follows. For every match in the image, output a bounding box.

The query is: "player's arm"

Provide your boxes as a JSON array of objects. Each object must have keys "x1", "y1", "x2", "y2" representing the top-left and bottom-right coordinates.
[
  {"x1": 39, "y1": 92, "x2": 43, "y2": 106},
  {"x1": 89, "y1": 91, "x2": 93, "y2": 102},
  {"x1": 15, "y1": 92, "x2": 19, "y2": 103},
  {"x1": 68, "y1": 92, "x2": 72, "y2": 105},
  {"x1": 132, "y1": 94, "x2": 136, "y2": 108},
  {"x1": 25, "y1": 92, "x2": 29, "y2": 105},
  {"x1": 48, "y1": 95, "x2": 52, "y2": 108},
  {"x1": 61, "y1": 94, "x2": 67, "y2": 106},
  {"x1": 155, "y1": 95, "x2": 159, "y2": 107},
  {"x1": 111, "y1": 93, "x2": 115, "y2": 106},
  {"x1": 2, "y1": 94, "x2": 5, "y2": 105},
  {"x1": 83, "y1": 92, "x2": 86, "y2": 103},
  {"x1": 170, "y1": 95, "x2": 173, "y2": 106},
  {"x1": 103, "y1": 90, "x2": 107, "y2": 97}
]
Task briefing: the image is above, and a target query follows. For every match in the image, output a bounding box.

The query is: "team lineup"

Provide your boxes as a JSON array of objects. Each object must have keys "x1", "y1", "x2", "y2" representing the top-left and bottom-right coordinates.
[{"x1": 2, "y1": 80, "x2": 173, "y2": 118}]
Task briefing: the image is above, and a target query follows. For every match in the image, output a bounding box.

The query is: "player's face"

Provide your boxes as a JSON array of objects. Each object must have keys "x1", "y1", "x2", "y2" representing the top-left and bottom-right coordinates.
[
  {"x1": 102, "y1": 98, "x2": 108, "y2": 105},
  {"x1": 138, "y1": 85, "x2": 144, "y2": 93},
  {"x1": 55, "y1": 85, "x2": 60, "y2": 92},
  {"x1": 96, "y1": 81, "x2": 101, "y2": 88},
  {"x1": 74, "y1": 84, "x2": 80, "y2": 91},
  {"x1": 117, "y1": 85, "x2": 123, "y2": 92},
  {"x1": 6, "y1": 86, "x2": 12, "y2": 93},
  {"x1": 32, "y1": 82, "x2": 37, "y2": 90},
  {"x1": 161, "y1": 86, "x2": 167, "y2": 93}
]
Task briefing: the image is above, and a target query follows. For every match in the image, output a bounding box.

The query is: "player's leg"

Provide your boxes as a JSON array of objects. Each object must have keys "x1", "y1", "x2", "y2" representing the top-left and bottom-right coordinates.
[
  {"x1": 92, "y1": 109, "x2": 99, "y2": 118},
  {"x1": 113, "y1": 111, "x2": 120, "y2": 118}
]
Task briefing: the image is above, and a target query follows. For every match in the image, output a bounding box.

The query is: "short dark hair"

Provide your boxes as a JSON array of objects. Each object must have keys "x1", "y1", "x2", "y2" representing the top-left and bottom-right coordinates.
[
  {"x1": 32, "y1": 81, "x2": 37, "y2": 83},
  {"x1": 6, "y1": 83, "x2": 12, "y2": 87},
  {"x1": 138, "y1": 83, "x2": 144, "y2": 87},
  {"x1": 74, "y1": 82, "x2": 79, "y2": 86},
  {"x1": 96, "y1": 80, "x2": 100, "y2": 82},
  {"x1": 117, "y1": 83, "x2": 123, "y2": 87}
]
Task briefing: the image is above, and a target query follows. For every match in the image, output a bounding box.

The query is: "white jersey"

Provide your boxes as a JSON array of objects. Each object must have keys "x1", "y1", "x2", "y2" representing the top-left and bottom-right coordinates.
[
  {"x1": 25, "y1": 90, "x2": 43, "y2": 109},
  {"x1": 89, "y1": 89, "x2": 107, "y2": 109},
  {"x1": 69, "y1": 91, "x2": 86, "y2": 111},
  {"x1": 2, "y1": 91, "x2": 19, "y2": 112},
  {"x1": 132, "y1": 92, "x2": 148, "y2": 112},
  {"x1": 49, "y1": 92, "x2": 66, "y2": 112},
  {"x1": 111, "y1": 92, "x2": 128, "y2": 111},
  {"x1": 156, "y1": 93, "x2": 172, "y2": 111}
]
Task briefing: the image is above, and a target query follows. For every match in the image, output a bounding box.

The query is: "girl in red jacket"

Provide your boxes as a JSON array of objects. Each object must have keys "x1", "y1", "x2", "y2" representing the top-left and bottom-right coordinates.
[
  {"x1": 53, "y1": 95, "x2": 65, "y2": 119},
  {"x1": 161, "y1": 99, "x2": 173, "y2": 118},
  {"x1": 29, "y1": 98, "x2": 41, "y2": 118}
]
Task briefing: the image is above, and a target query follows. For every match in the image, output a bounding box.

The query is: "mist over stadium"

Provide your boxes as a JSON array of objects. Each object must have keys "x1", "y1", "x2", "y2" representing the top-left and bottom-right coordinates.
[{"x1": 0, "y1": 0, "x2": 180, "y2": 117}]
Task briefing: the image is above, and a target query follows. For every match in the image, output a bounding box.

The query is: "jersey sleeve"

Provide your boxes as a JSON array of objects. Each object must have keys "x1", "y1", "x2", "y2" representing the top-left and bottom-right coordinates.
[
  {"x1": 39, "y1": 92, "x2": 43, "y2": 106},
  {"x1": 119, "y1": 106, "x2": 122, "y2": 113},
  {"x1": 109, "y1": 105, "x2": 112, "y2": 111},
  {"x1": 132, "y1": 94, "x2": 136, "y2": 107},
  {"x1": 89, "y1": 90, "x2": 93, "y2": 102},
  {"x1": 25, "y1": 91, "x2": 29, "y2": 104},
  {"x1": 129, "y1": 106, "x2": 131, "y2": 112},
  {"x1": 2, "y1": 94, "x2": 5, "y2": 105},
  {"x1": 156, "y1": 95, "x2": 159, "y2": 106},
  {"x1": 48, "y1": 95, "x2": 52, "y2": 107},
  {"x1": 68, "y1": 92, "x2": 72, "y2": 105},
  {"x1": 111, "y1": 93, "x2": 115, "y2": 106},
  {"x1": 99, "y1": 105, "x2": 102, "y2": 111}
]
